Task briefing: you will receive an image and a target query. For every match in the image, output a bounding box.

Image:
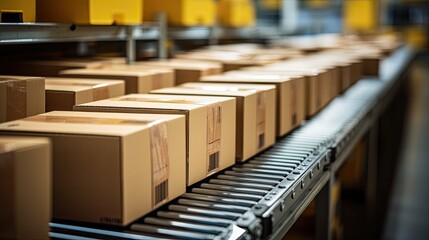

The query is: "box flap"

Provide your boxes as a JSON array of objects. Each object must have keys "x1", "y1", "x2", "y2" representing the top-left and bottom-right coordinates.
[{"x1": 0, "y1": 111, "x2": 182, "y2": 137}]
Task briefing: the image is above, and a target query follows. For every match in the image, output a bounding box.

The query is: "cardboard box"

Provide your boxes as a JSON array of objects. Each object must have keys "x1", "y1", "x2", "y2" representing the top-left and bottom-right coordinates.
[
  {"x1": 175, "y1": 52, "x2": 282, "y2": 71},
  {"x1": 306, "y1": 64, "x2": 336, "y2": 108},
  {"x1": 136, "y1": 59, "x2": 222, "y2": 85},
  {"x1": 305, "y1": 55, "x2": 356, "y2": 104},
  {"x1": 74, "y1": 94, "x2": 236, "y2": 185},
  {"x1": 350, "y1": 60, "x2": 363, "y2": 85},
  {"x1": 45, "y1": 78, "x2": 125, "y2": 111},
  {"x1": 239, "y1": 67, "x2": 325, "y2": 117},
  {"x1": 0, "y1": 136, "x2": 50, "y2": 239},
  {"x1": 151, "y1": 82, "x2": 276, "y2": 162},
  {"x1": 0, "y1": 0, "x2": 35, "y2": 22},
  {"x1": 0, "y1": 76, "x2": 45, "y2": 123},
  {"x1": 226, "y1": 70, "x2": 308, "y2": 124},
  {"x1": 102, "y1": 64, "x2": 175, "y2": 85},
  {"x1": 36, "y1": 0, "x2": 142, "y2": 25},
  {"x1": 330, "y1": 60, "x2": 352, "y2": 94},
  {"x1": 0, "y1": 58, "x2": 124, "y2": 77},
  {"x1": 144, "y1": 0, "x2": 216, "y2": 26},
  {"x1": 59, "y1": 68, "x2": 174, "y2": 94},
  {"x1": 201, "y1": 73, "x2": 304, "y2": 136},
  {"x1": 218, "y1": 0, "x2": 255, "y2": 27},
  {"x1": 0, "y1": 111, "x2": 186, "y2": 226},
  {"x1": 361, "y1": 54, "x2": 381, "y2": 76}
]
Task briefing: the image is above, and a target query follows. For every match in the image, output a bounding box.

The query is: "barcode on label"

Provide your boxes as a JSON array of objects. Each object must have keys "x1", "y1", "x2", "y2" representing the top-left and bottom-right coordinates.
[
  {"x1": 258, "y1": 133, "x2": 265, "y2": 149},
  {"x1": 208, "y1": 152, "x2": 220, "y2": 172},
  {"x1": 154, "y1": 180, "x2": 168, "y2": 205}
]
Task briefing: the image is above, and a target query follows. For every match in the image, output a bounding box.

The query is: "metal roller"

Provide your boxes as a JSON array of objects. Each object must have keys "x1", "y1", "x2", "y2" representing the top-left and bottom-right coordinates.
[
  {"x1": 192, "y1": 188, "x2": 264, "y2": 201},
  {"x1": 177, "y1": 199, "x2": 250, "y2": 213},
  {"x1": 241, "y1": 163, "x2": 296, "y2": 172},
  {"x1": 156, "y1": 211, "x2": 233, "y2": 227},
  {"x1": 143, "y1": 217, "x2": 225, "y2": 235},
  {"x1": 247, "y1": 160, "x2": 298, "y2": 169},
  {"x1": 216, "y1": 174, "x2": 280, "y2": 185},
  {"x1": 231, "y1": 166, "x2": 290, "y2": 176},
  {"x1": 168, "y1": 205, "x2": 242, "y2": 220},
  {"x1": 223, "y1": 170, "x2": 285, "y2": 180},
  {"x1": 130, "y1": 224, "x2": 219, "y2": 240},
  {"x1": 252, "y1": 157, "x2": 302, "y2": 165},
  {"x1": 182, "y1": 193, "x2": 258, "y2": 206},
  {"x1": 208, "y1": 179, "x2": 274, "y2": 190},
  {"x1": 199, "y1": 183, "x2": 269, "y2": 196}
]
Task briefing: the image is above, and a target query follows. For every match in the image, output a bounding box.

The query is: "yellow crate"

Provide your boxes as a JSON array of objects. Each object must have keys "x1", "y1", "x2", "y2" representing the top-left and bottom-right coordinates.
[
  {"x1": 0, "y1": 0, "x2": 35, "y2": 22},
  {"x1": 344, "y1": 0, "x2": 378, "y2": 31},
  {"x1": 144, "y1": 0, "x2": 216, "y2": 26},
  {"x1": 218, "y1": 0, "x2": 255, "y2": 27},
  {"x1": 36, "y1": 0, "x2": 142, "y2": 25}
]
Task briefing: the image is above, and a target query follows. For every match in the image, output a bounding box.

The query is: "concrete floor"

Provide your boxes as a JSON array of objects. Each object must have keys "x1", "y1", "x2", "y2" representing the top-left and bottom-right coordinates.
[{"x1": 384, "y1": 54, "x2": 429, "y2": 239}]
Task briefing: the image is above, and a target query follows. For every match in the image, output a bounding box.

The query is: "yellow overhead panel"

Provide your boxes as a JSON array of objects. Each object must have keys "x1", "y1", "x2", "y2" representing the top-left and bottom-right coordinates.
[
  {"x1": 218, "y1": 0, "x2": 255, "y2": 27},
  {"x1": 144, "y1": 0, "x2": 216, "y2": 26},
  {"x1": 306, "y1": 0, "x2": 332, "y2": 8},
  {"x1": 344, "y1": 0, "x2": 379, "y2": 31},
  {"x1": 0, "y1": 0, "x2": 35, "y2": 22},
  {"x1": 260, "y1": 0, "x2": 281, "y2": 10},
  {"x1": 36, "y1": 0, "x2": 142, "y2": 25}
]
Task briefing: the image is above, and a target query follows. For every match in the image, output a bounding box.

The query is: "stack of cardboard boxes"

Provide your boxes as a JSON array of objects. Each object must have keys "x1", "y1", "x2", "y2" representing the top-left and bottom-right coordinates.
[{"x1": 0, "y1": 35, "x2": 392, "y2": 237}]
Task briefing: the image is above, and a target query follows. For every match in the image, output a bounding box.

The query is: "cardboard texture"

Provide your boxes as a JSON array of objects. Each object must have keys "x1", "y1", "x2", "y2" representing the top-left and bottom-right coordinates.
[
  {"x1": 238, "y1": 67, "x2": 324, "y2": 117},
  {"x1": 361, "y1": 56, "x2": 381, "y2": 76},
  {"x1": 225, "y1": 70, "x2": 309, "y2": 122},
  {"x1": 135, "y1": 59, "x2": 222, "y2": 85},
  {"x1": 174, "y1": 52, "x2": 282, "y2": 71},
  {"x1": 0, "y1": 58, "x2": 125, "y2": 77},
  {"x1": 144, "y1": 0, "x2": 216, "y2": 26},
  {"x1": 0, "y1": 76, "x2": 45, "y2": 123},
  {"x1": 0, "y1": 111, "x2": 186, "y2": 226},
  {"x1": 0, "y1": 136, "x2": 50, "y2": 240},
  {"x1": 36, "y1": 0, "x2": 142, "y2": 25},
  {"x1": 201, "y1": 73, "x2": 304, "y2": 136},
  {"x1": 351, "y1": 60, "x2": 363, "y2": 85},
  {"x1": 45, "y1": 78, "x2": 125, "y2": 111},
  {"x1": 0, "y1": 0, "x2": 35, "y2": 22},
  {"x1": 59, "y1": 68, "x2": 174, "y2": 94},
  {"x1": 330, "y1": 61, "x2": 352, "y2": 94},
  {"x1": 74, "y1": 94, "x2": 236, "y2": 185},
  {"x1": 102, "y1": 64, "x2": 175, "y2": 86},
  {"x1": 151, "y1": 82, "x2": 276, "y2": 162},
  {"x1": 308, "y1": 66, "x2": 335, "y2": 108}
]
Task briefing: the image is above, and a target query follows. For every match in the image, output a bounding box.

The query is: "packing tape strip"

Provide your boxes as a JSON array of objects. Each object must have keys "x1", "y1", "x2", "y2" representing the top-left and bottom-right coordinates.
[
  {"x1": 256, "y1": 92, "x2": 266, "y2": 150},
  {"x1": 207, "y1": 103, "x2": 221, "y2": 174},
  {"x1": 291, "y1": 79, "x2": 297, "y2": 126},
  {"x1": 150, "y1": 121, "x2": 169, "y2": 208},
  {"x1": 22, "y1": 115, "x2": 154, "y2": 126},
  {"x1": 117, "y1": 97, "x2": 217, "y2": 106}
]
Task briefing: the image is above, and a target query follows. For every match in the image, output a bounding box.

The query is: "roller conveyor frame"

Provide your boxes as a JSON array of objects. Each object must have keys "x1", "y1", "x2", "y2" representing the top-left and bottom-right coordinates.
[{"x1": 49, "y1": 46, "x2": 416, "y2": 240}]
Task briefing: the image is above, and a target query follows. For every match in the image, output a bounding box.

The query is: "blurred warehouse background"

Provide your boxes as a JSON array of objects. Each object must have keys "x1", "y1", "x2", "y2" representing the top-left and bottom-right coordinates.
[{"x1": 0, "y1": 1, "x2": 428, "y2": 240}]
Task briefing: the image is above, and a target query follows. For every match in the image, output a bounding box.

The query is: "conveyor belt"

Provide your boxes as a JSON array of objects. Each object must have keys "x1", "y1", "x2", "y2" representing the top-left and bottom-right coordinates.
[
  {"x1": 50, "y1": 47, "x2": 415, "y2": 240},
  {"x1": 50, "y1": 121, "x2": 331, "y2": 240}
]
